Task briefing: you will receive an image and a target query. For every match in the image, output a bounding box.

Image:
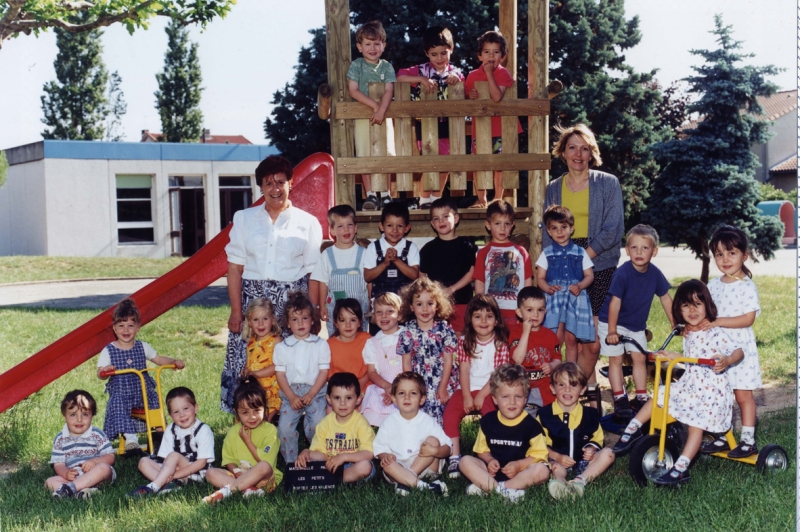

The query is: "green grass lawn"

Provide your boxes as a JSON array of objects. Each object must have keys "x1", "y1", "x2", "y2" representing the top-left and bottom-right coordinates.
[
  {"x1": 0, "y1": 276, "x2": 795, "y2": 530},
  {"x1": 0, "y1": 256, "x2": 185, "y2": 284}
]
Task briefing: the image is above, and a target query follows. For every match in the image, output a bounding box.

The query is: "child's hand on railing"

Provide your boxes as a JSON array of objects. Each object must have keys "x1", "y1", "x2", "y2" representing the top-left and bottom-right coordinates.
[
  {"x1": 712, "y1": 355, "x2": 730, "y2": 374},
  {"x1": 173, "y1": 359, "x2": 185, "y2": 370},
  {"x1": 446, "y1": 74, "x2": 461, "y2": 86},
  {"x1": 419, "y1": 78, "x2": 437, "y2": 93}
]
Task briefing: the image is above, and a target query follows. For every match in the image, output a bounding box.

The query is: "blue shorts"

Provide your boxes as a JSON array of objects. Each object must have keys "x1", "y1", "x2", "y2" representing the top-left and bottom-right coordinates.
[{"x1": 343, "y1": 460, "x2": 376, "y2": 483}]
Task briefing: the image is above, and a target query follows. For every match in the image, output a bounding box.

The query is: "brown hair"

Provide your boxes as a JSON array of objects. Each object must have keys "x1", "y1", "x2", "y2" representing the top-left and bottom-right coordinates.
[
  {"x1": 331, "y1": 298, "x2": 364, "y2": 337},
  {"x1": 476, "y1": 30, "x2": 507, "y2": 57},
  {"x1": 462, "y1": 295, "x2": 509, "y2": 358},
  {"x1": 543, "y1": 204, "x2": 575, "y2": 227},
  {"x1": 399, "y1": 277, "x2": 454, "y2": 323},
  {"x1": 489, "y1": 364, "x2": 530, "y2": 397},
  {"x1": 710, "y1": 225, "x2": 752, "y2": 278},
  {"x1": 356, "y1": 20, "x2": 386, "y2": 43},
  {"x1": 391, "y1": 371, "x2": 427, "y2": 396},
  {"x1": 112, "y1": 298, "x2": 140, "y2": 325},
  {"x1": 672, "y1": 280, "x2": 717, "y2": 324},
  {"x1": 550, "y1": 362, "x2": 586, "y2": 389},
  {"x1": 626, "y1": 224, "x2": 660, "y2": 248},
  {"x1": 551, "y1": 123, "x2": 603, "y2": 167},
  {"x1": 422, "y1": 26, "x2": 454, "y2": 52},
  {"x1": 255, "y1": 155, "x2": 293, "y2": 186},
  {"x1": 284, "y1": 291, "x2": 316, "y2": 324},
  {"x1": 327, "y1": 204, "x2": 356, "y2": 227},
  {"x1": 61, "y1": 390, "x2": 97, "y2": 416},
  {"x1": 486, "y1": 198, "x2": 515, "y2": 221},
  {"x1": 233, "y1": 380, "x2": 267, "y2": 413},
  {"x1": 165, "y1": 386, "x2": 197, "y2": 411}
]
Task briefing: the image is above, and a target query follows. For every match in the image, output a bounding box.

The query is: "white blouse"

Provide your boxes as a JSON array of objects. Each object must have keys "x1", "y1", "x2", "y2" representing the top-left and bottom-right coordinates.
[{"x1": 225, "y1": 204, "x2": 322, "y2": 282}]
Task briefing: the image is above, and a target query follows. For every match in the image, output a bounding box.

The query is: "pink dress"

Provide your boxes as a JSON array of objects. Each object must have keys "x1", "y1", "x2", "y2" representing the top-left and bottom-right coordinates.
[{"x1": 360, "y1": 327, "x2": 405, "y2": 426}]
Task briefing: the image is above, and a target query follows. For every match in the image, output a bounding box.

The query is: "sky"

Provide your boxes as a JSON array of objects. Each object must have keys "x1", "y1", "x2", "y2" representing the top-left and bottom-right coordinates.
[{"x1": 0, "y1": 0, "x2": 795, "y2": 150}]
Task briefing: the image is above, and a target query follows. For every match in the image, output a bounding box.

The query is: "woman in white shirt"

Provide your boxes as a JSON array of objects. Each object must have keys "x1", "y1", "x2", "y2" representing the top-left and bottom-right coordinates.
[{"x1": 220, "y1": 155, "x2": 323, "y2": 413}]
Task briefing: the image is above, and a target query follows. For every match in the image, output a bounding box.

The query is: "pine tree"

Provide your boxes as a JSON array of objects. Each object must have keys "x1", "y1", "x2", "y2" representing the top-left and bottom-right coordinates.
[
  {"x1": 104, "y1": 71, "x2": 127, "y2": 142},
  {"x1": 155, "y1": 20, "x2": 203, "y2": 143},
  {"x1": 644, "y1": 15, "x2": 783, "y2": 282},
  {"x1": 40, "y1": 12, "x2": 109, "y2": 140}
]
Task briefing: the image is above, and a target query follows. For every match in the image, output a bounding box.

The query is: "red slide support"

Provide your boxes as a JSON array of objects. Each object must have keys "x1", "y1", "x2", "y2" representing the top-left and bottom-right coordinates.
[{"x1": 0, "y1": 153, "x2": 335, "y2": 414}]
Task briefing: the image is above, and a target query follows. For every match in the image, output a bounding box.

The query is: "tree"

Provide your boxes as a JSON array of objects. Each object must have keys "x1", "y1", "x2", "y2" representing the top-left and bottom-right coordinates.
[
  {"x1": 104, "y1": 71, "x2": 127, "y2": 141},
  {"x1": 40, "y1": 13, "x2": 109, "y2": 140},
  {"x1": 644, "y1": 15, "x2": 783, "y2": 282},
  {"x1": 0, "y1": 0, "x2": 234, "y2": 50},
  {"x1": 154, "y1": 19, "x2": 203, "y2": 143}
]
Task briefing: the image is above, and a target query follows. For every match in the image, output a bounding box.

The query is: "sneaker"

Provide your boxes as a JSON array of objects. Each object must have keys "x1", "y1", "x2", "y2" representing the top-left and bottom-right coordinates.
[
  {"x1": 427, "y1": 480, "x2": 449, "y2": 497},
  {"x1": 380, "y1": 194, "x2": 392, "y2": 207},
  {"x1": 158, "y1": 482, "x2": 181, "y2": 495},
  {"x1": 612, "y1": 428, "x2": 643, "y2": 455},
  {"x1": 466, "y1": 483, "x2": 487, "y2": 497},
  {"x1": 613, "y1": 395, "x2": 634, "y2": 418},
  {"x1": 495, "y1": 485, "x2": 525, "y2": 503},
  {"x1": 395, "y1": 483, "x2": 411, "y2": 497},
  {"x1": 653, "y1": 466, "x2": 691, "y2": 486},
  {"x1": 447, "y1": 456, "x2": 461, "y2": 479},
  {"x1": 52, "y1": 483, "x2": 76, "y2": 499},
  {"x1": 242, "y1": 487, "x2": 265, "y2": 498},
  {"x1": 567, "y1": 480, "x2": 585, "y2": 498},
  {"x1": 202, "y1": 489, "x2": 228, "y2": 505},
  {"x1": 76, "y1": 488, "x2": 99, "y2": 500},
  {"x1": 630, "y1": 397, "x2": 647, "y2": 413},
  {"x1": 727, "y1": 440, "x2": 758, "y2": 459},
  {"x1": 363, "y1": 194, "x2": 379, "y2": 211},
  {"x1": 127, "y1": 485, "x2": 155, "y2": 499},
  {"x1": 701, "y1": 433, "x2": 731, "y2": 454},
  {"x1": 548, "y1": 479, "x2": 571, "y2": 500}
]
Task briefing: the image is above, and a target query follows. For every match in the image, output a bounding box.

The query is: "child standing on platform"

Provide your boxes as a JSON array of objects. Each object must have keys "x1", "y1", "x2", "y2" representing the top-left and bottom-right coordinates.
[
  {"x1": 97, "y1": 298, "x2": 185, "y2": 451},
  {"x1": 361, "y1": 292, "x2": 406, "y2": 426},
  {"x1": 310, "y1": 205, "x2": 369, "y2": 336},
  {"x1": 240, "y1": 298, "x2": 282, "y2": 423},
  {"x1": 397, "y1": 277, "x2": 459, "y2": 426},
  {"x1": 363, "y1": 202, "x2": 420, "y2": 300},
  {"x1": 327, "y1": 298, "x2": 371, "y2": 393}
]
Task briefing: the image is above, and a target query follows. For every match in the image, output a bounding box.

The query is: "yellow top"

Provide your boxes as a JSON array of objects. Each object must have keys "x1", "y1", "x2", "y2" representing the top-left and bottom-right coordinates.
[{"x1": 561, "y1": 178, "x2": 589, "y2": 239}]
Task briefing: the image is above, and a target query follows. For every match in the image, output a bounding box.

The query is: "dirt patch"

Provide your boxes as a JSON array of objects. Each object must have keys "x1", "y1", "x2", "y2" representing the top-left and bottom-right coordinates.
[
  {"x1": 0, "y1": 463, "x2": 19, "y2": 481},
  {"x1": 198, "y1": 329, "x2": 228, "y2": 347}
]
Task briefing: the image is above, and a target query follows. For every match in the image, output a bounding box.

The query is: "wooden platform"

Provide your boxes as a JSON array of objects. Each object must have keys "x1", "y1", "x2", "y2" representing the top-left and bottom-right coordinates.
[{"x1": 354, "y1": 207, "x2": 532, "y2": 239}]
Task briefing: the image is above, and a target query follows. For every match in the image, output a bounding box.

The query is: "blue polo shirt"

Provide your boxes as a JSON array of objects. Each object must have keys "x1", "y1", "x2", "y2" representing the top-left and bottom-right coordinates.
[{"x1": 598, "y1": 261, "x2": 670, "y2": 331}]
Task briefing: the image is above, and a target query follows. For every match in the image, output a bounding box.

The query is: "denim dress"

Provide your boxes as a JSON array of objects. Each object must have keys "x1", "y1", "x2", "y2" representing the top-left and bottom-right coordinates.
[{"x1": 542, "y1": 241, "x2": 595, "y2": 342}]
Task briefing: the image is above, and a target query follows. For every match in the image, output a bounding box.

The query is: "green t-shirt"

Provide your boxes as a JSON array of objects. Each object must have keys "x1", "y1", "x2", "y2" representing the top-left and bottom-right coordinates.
[
  {"x1": 347, "y1": 58, "x2": 396, "y2": 96},
  {"x1": 221, "y1": 422, "x2": 283, "y2": 485}
]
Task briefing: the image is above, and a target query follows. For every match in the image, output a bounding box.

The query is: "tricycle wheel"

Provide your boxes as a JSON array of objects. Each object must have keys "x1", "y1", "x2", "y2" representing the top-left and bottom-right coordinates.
[
  {"x1": 756, "y1": 444, "x2": 789, "y2": 473},
  {"x1": 629, "y1": 434, "x2": 680, "y2": 487}
]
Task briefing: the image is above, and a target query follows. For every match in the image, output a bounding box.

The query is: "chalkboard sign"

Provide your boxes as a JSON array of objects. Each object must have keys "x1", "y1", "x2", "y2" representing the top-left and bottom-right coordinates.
[{"x1": 284, "y1": 460, "x2": 342, "y2": 493}]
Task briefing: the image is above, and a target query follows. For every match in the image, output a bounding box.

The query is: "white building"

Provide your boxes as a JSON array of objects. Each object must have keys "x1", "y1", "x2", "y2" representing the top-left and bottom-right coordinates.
[{"x1": 0, "y1": 140, "x2": 278, "y2": 257}]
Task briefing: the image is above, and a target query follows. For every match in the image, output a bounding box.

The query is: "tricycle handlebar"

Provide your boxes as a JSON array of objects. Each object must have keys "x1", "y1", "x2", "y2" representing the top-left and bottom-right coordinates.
[{"x1": 99, "y1": 364, "x2": 177, "y2": 378}]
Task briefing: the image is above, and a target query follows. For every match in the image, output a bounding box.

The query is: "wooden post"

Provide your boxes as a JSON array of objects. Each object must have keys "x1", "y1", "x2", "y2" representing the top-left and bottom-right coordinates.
[
  {"x1": 368, "y1": 83, "x2": 389, "y2": 192},
  {"x1": 420, "y1": 89, "x2": 440, "y2": 192},
  {"x1": 448, "y1": 83, "x2": 467, "y2": 191},
  {"x1": 528, "y1": 0, "x2": 549, "y2": 260},
  {"x1": 325, "y1": 0, "x2": 355, "y2": 208},
  {"x1": 500, "y1": 0, "x2": 519, "y2": 205},
  {"x1": 474, "y1": 81, "x2": 493, "y2": 190},
  {"x1": 394, "y1": 83, "x2": 414, "y2": 191}
]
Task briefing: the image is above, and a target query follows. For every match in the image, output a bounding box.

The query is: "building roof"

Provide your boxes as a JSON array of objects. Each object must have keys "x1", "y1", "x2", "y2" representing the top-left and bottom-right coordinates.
[
  {"x1": 755, "y1": 90, "x2": 797, "y2": 121},
  {"x1": 140, "y1": 129, "x2": 253, "y2": 144},
  {"x1": 770, "y1": 154, "x2": 797, "y2": 174}
]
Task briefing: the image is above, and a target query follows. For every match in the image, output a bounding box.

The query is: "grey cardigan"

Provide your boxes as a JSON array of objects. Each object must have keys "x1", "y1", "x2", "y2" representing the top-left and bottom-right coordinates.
[{"x1": 542, "y1": 170, "x2": 624, "y2": 271}]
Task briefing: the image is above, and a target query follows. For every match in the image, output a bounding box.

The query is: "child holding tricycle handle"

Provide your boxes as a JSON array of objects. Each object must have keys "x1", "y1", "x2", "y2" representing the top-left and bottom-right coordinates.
[{"x1": 612, "y1": 280, "x2": 743, "y2": 486}]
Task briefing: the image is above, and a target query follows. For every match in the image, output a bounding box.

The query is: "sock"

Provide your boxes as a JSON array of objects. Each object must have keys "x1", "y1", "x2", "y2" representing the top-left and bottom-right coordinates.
[
  {"x1": 124, "y1": 433, "x2": 138, "y2": 444},
  {"x1": 624, "y1": 418, "x2": 643, "y2": 435},
  {"x1": 146, "y1": 482, "x2": 160, "y2": 493},
  {"x1": 740, "y1": 426, "x2": 755, "y2": 444},
  {"x1": 674, "y1": 455, "x2": 691, "y2": 472},
  {"x1": 635, "y1": 390, "x2": 648, "y2": 401},
  {"x1": 219, "y1": 485, "x2": 232, "y2": 498},
  {"x1": 573, "y1": 474, "x2": 587, "y2": 486},
  {"x1": 416, "y1": 480, "x2": 430, "y2": 489},
  {"x1": 419, "y1": 196, "x2": 434, "y2": 205},
  {"x1": 613, "y1": 391, "x2": 625, "y2": 401},
  {"x1": 450, "y1": 454, "x2": 461, "y2": 462},
  {"x1": 496, "y1": 481, "x2": 507, "y2": 493},
  {"x1": 66, "y1": 481, "x2": 77, "y2": 493}
]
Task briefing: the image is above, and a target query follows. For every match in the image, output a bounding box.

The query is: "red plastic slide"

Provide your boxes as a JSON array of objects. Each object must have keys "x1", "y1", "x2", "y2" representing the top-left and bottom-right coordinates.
[{"x1": 0, "y1": 153, "x2": 335, "y2": 414}]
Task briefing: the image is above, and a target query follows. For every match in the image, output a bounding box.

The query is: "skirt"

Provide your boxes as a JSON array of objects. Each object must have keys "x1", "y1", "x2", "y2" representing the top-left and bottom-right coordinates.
[
  {"x1": 542, "y1": 277, "x2": 596, "y2": 343},
  {"x1": 572, "y1": 237, "x2": 615, "y2": 316},
  {"x1": 220, "y1": 277, "x2": 308, "y2": 413}
]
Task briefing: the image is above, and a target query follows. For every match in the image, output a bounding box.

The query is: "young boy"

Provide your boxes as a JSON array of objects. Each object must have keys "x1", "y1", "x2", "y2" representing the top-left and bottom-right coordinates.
[
  {"x1": 458, "y1": 364, "x2": 549, "y2": 502},
  {"x1": 374, "y1": 372, "x2": 451, "y2": 496},
  {"x1": 599, "y1": 224, "x2": 674, "y2": 418},
  {"x1": 47, "y1": 390, "x2": 116, "y2": 499},
  {"x1": 537, "y1": 363, "x2": 615, "y2": 500},
  {"x1": 419, "y1": 197, "x2": 477, "y2": 333},
  {"x1": 397, "y1": 26, "x2": 464, "y2": 208},
  {"x1": 295, "y1": 372, "x2": 376, "y2": 483},
  {"x1": 347, "y1": 20, "x2": 396, "y2": 211},
  {"x1": 363, "y1": 202, "x2": 420, "y2": 300},
  {"x1": 310, "y1": 205, "x2": 370, "y2": 336},
  {"x1": 509, "y1": 287, "x2": 561, "y2": 411},
  {"x1": 473, "y1": 199, "x2": 533, "y2": 328},
  {"x1": 464, "y1": 30, "x2": 521, "y2": 207}
]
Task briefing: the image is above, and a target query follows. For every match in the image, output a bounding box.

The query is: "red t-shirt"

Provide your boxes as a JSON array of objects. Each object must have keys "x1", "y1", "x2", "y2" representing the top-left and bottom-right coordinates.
[
  {"x1": 473, "y1": 242, "x2": 533, "y2": 311},
  {"x1": 464, "y1": 65, "x2": 522, "y2": 137},
  {"x1": 507, "y1": 324, "x2": 560, "y2": 372}
]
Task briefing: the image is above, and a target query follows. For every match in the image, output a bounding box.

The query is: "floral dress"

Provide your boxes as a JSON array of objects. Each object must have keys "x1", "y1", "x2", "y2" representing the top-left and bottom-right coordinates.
[
  {"x1": 708, "y1": 276, "x2": 762, "y2": 390},
  {"x1": 245, "y1": 335, "x2": 282, "y2": 414},
  {"x1": 397, "y1": 320, "x2": 459, "y2": 425},
  {"x1": 657, "y1": 328, "x2": 737, "y2": 433}
]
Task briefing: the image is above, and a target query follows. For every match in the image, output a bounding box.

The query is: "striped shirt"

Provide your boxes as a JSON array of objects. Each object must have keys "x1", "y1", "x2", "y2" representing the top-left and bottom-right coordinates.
[{"x1": 50, "y1": 425, "x2": 114, "y2": 470}]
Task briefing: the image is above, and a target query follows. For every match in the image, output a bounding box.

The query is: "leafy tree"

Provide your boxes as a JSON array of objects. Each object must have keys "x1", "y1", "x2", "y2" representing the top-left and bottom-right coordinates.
[
  {"x1": 760, "y1": 182, "x2": 796, "y2": 205},
  {"x1": 40, "y1": 13, "x2": 109, "y2": 140},
  {"x1": 644, "y1": 15, "x2": 783, "y2": 282},
  {"x1": 104, "y1": 71, "x2": 127, "y2": 141},
  {"x1": 647, "y1": 80, "x2": 691, "y2": 137},
  {"x1": 154, "y1": 19, "x2": 203, "y2": 143},
  {"x1": 0, "y1": 0, "x2": 234, "y2": 50}
]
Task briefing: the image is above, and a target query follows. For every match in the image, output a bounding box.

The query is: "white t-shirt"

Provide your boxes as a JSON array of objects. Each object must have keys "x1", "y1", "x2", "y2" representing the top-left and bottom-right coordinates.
[
  {"x1": 362, "y1": 326, "x2": 405, "y2": 365},
  {"x1": 96, "y1": 341, "x2": 157, "y2": 368},
  {"x1": 273, "y1": 335, "x2": 331, "y2": 385},
  {"x1": 157, "y1": 418, "x2": 215, "y2": 464},
  {"x1": 363, "y1": 237, "x2": 420, "y2": 270},
  {"x1": 373, "y1": 410, "x2": 450, "y2": 460},
  {"x1": 310, "y1": 245, "x2": 367, "y2": 284},
  {"x1": 469, "y1": 339, "x2": 497, "y2": 391},
  {"x1": 535, "y1": 251, "x2": 593, "y2": 271}
]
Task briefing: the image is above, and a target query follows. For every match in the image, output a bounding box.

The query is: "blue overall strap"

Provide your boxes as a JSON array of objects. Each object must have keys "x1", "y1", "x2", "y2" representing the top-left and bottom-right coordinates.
[
  {"x1": 326, "y1": 246, "x2": 338, "y2": 270},
  {"x1": 354, "y1": 245, "x2": 365, "y2": 269}
]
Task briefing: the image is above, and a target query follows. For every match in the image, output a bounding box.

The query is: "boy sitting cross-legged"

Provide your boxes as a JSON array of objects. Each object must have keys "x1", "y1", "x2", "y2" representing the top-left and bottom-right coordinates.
[
  {"x1": 47, "y1": 390, "x2": 116, "y2": 500},
  {"x1": 537, "y1": 363, "x2": 615, "y2": 500},
  {"x1": 458, "y1": 364, "x2": 549, "y2": 503},
  {"x1": 295, "y1": 372, "x2": 376, "y2": 483},
  {"x1": 374, "y1": 372, "x2": 451, "y2": 496}
]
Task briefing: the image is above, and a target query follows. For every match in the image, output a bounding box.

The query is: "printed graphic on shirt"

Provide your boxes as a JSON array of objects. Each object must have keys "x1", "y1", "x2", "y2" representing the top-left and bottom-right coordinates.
[
  {"x1": 487, "y1": 249, "x2": 523, "y2": 304},
  {"x1": 509, "y1": 338, "x2": 557, "y2": 372},
  {"x1": 490, "y1": 438, "x2": 523, "y2": 447},
  {"x1": 325, "y1": 433, "x2": 361, "y2": 454}
]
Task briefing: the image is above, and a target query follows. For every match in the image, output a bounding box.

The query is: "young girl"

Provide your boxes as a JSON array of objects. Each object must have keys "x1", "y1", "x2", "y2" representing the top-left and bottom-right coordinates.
[
  {"x1": 612, "y1": 280, "x2": 743, "y2": 486},
  {"x1": 203, "y1": 381, "x2": 282, "y2": 504},
  {"x1": 702, "y1": 226, "x2": 762, "y2": 457},
  {"x1": 398, "y1": 277, "x2": 459, "y2": 427},
  {"x1": 536, "y1": 205, "x2": 595, "y2": 361},
  {"x1": 361, "y1": 292, "x2": 406, "y2": 426},
  {"x1": 442, "y1": 295, "x2": 509, "y2": 478},
  {"x1": 328, "y1": 298, "x2": 372, "y2": 392},
  {"x1": 129, "y1": 387, "x2": 215, "y2": 497},
  {"x1": 240, "y1": 298, "x2": 282, "y2": 423},
  {"x1": 274, "y1": 292, "x2": 330, "y2": 464},
  {"x1": 97, "y1": 298, "x2": 185, "y2": 451}
]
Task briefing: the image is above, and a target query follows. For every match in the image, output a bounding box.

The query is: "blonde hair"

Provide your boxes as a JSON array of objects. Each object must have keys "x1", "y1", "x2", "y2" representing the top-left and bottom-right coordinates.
[
  {"x1": 242, "y1": 298, "x2": 282, "y2": 341},
  {"x1": 399, "y1": 277, "x2": 454, "y2": 323},
  {"x1": 356, "y1": 20, "x2": 386, "y2": 43},
  {"x1": 626, "y1": 224, "x2": 660, "y2": 248},
  {"x1": 372, "y1": 292, "x2": 402, "y2": 314},
  {"x1": 552, "y1": 123, "x2": 603, "y2": 167}
]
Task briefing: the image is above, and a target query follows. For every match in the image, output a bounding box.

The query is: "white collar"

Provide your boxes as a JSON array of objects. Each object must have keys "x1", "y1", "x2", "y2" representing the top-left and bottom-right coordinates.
[
  {"x1": 283, "y1": 334, "x2": 321, "y2": 347},
  {"x1": 380, "y1": 236, "x2": 407, "y2": 250},
  {"x1": 60, "y1": 424, "x2": 94, "y2": 441}
]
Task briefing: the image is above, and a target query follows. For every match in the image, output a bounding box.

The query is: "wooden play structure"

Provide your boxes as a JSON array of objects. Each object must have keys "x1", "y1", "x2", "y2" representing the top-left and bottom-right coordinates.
[{"x1": 319, "y1": 0, "x2": 555, "y2": 258}]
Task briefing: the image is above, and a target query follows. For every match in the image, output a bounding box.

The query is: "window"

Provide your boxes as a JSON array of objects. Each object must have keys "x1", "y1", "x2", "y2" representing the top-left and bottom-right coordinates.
[
  {"x1": 219, "y1": 176, "x2": 253, "y2": 228},
  {"x1": 116, "y1": 175, "x2": 154, "y2": 244}
]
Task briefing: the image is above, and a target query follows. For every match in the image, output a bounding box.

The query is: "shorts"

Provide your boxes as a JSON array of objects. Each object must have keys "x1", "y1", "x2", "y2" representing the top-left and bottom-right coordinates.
[
  {"x1": 471, "y1": 136, "x2": 502, "y2": 154},
  {"x1": 343, "y1": 460, "x2": 376, "y2": 482},
  {"x1": 395, "y1": 455, "x2": 442, "y2": 479},
  {"x1": 416, "y1": 138, "x2": 451, "y2": 155},
  {"x1": 598, "y1": 322, "x2": 649, "y2": 357}
]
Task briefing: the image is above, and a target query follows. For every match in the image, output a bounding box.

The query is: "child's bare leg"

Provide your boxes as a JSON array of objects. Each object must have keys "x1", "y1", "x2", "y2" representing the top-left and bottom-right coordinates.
[
  {"x1": 384, "y1": 450, "x2": 437, "y2": 487},
  {"x1": 72, "y1": 463, "x2": 114, "y2": 491},
  {"x1": 137, "y1": 456, "x2": 163, "y2": 481},
  {"x1": 420, "y1": 173, "x2": 448, "y2": 199},
  {"x1": 608, "y1": 355, "x2": 624, "y2": 394},
  {"x1": 140, "y1": 452, "x2": 189, "y2": 488},
  {"x1": 579, "y1": 448, "x2": 615, "y2": 482},
  {"x1": 232, "y1": 462, "x2": 274, "y2": 491},
  {"x1": 493, "y1": 171, "x2": 505, "y2": 199},
  {"x1": 735, "y1": 389, "x2": 756, "y2": 428},
  {"x1": 503, "y1": 462, "x2": 549, "y2": 490},
  {"x1": 450, "y1": 437, "x2": 460, "y2": 457},
  {"x1": 632, "y1": 399, "x2": 653, "y2": 424},
  {"x1": 458, "y1": 455, "x2": 496, "y2": 492},
  {"x1": 631, "y1": 351, "x2": 647, "y2": 395},
  {"x1": 564, "y1": 329, "x2": 578, "y2": 363},
  {"x1": 549, "y1": 461, "x2": 568, "y2": 482},
  {"x1": 362, "y1": 175, "x2": 373, "y2": 194},
  {"x1": 45, "y1": 475, "x2": 71, "y2": 491},
  {"x1": 682, "y1": 426, "x2": 703, "y2": 462},
  {"x1": 476, "y1": 188, "x2": 488, "y2": 205},
  {"x1": 205, "y1": 467, "x2": 234, "y2": 489},
  {"x1": 342, "y1": 460, "x2": 373, "y2": 483}
]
